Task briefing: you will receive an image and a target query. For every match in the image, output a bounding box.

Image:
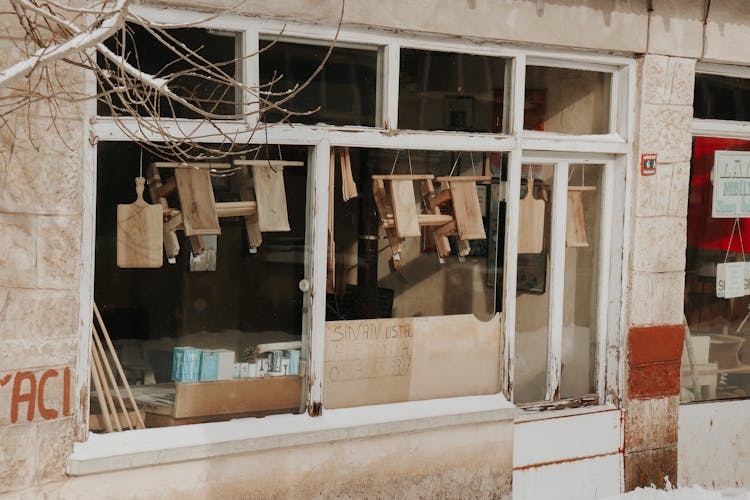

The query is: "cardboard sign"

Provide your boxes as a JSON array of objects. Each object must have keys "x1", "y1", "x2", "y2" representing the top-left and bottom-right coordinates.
[
  {"x1": 712, "y1": 150, "x2": 750, "y2": 218},
  {"x1": 717, "y1": 262, "x2": 746, "y2": 298}
]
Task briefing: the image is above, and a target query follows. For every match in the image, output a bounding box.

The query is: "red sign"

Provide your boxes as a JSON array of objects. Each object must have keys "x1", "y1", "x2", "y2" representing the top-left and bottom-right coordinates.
[{"x1": 641, "y1": 153, "x2": 657, "y2": 176}]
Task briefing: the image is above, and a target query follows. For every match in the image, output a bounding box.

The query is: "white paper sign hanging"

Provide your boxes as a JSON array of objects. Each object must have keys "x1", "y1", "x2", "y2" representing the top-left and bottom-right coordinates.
[
  {"x1": 712, "y1": 150, "x2": 750, "y2": 218},
  {"x1": 717, "y1": 262, "x2": 746, "y2": 298},
  {"x1": 745, "y1": 262, "x2": 750, "y2": 296}
]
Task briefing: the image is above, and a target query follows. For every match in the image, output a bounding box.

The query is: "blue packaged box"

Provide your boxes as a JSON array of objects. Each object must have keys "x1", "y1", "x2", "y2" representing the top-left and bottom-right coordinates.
[
  {"x1": 199, "y1": 350, "x2": 219, "y2": 382},
  {"x1": 173, "y1": 347, "x2": 202, "y2": 382},
  {"x1": 285, "y1": 349, "x2": 300, "y2": 376}
]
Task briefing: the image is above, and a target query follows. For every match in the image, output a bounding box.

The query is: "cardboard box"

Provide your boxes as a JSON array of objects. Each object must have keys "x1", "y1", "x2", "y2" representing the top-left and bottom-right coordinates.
[{"x1": 173, "y1": 376, "x2": 302, "y2": 418}]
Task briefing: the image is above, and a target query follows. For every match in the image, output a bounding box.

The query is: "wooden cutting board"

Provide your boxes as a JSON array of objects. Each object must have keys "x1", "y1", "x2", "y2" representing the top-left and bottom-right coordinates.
[
  {"x1": 518, "y1": 179, "x2": 545, "y2": 254},
  {"x1": 117, "y1": 177, "x2": 163, "y2": 268}
]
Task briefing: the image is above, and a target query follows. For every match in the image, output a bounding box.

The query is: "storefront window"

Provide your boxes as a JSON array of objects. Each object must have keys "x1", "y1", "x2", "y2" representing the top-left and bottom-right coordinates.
[
  {"x1": 524, "y1": 66, "x2": 611, "y2": 135},
  {"x1": 93, "y1": 142, "x2": 309, "y2": 429},
  {"x1": 515, "y1": 163, "x2": 604, "y2": 404},
  {"x1": 259, "y1": 39, "x2": 379, "y2": 126},
  {"x1": 323, "y1": 148, "x2": 506, "y2": 408},
  {"x1": 97, "y1": 24, "x2": 242, "y2": 119},
  {"x1": 684, "y1": 136, "x2": 750, "y2": 402},
  {"x1": 694, "y1": 74, "x2": 750, "y2": 122},
  {"x1": 398, "y1": 49, "x2": 508, "y2": 133}
]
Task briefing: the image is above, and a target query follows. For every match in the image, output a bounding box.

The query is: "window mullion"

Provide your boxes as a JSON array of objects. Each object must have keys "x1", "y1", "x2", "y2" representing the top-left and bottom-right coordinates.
[
  {"x1": 245, "y1": 28, "x2": 260, "y2": 129},
  {"x1": 382, "y1": 43, "x2": 400, "y2": 129},
  {"x1": 306, "y1": 141, "x2": 331, "y2": 414},
  {"x1": 595, "y1": 161, "x2": 615, "y2": 402},
  {"x1": 545, "y1": 161, "x2": 569, "y2": 401}
]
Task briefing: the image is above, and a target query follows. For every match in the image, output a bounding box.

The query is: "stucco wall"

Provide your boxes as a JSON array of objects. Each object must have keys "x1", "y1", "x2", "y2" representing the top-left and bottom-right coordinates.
[
  {"x1": 31, "y1": 419, "x2": 513, "y2": 499},
  {"x1": 0, "y1": 3, "x2": 87, "y2": 495},
  {"x1": 679, "y1": 399, "x2": 750, "y2": 488}
]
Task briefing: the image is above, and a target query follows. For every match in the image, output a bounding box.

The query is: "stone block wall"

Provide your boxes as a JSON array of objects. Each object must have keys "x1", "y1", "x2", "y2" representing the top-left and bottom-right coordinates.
[
  {"x1": 624, "y1": 54, "x2": 695, "y2": 491},
  {"x1": 0, "y1": 9, "x2": 87, "y2": 495}
]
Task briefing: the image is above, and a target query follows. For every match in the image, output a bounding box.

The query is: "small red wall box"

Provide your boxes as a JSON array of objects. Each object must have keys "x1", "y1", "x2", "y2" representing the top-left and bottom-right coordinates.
[{"x1": 641, "y1": 153, "x2": 657, "y2": 176}]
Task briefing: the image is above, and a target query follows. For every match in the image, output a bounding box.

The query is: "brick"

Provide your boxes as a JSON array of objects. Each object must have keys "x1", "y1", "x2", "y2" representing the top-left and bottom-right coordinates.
[
  {"x1": 624, "y1": 447, "x2": 678, "y2": 491},
  {"x1": 629, "y1": 324, "x2": 684, "y2": 366},
  {"x1": 638, "y1": 104, "x2": 692, "y2": 164},
  {"x1": 629, "y1": 271, "x2": 685, "y2": 326},
  {"x1": 628, "y1": 361, "x2": 681, "y2": 399},
  {"x1": 631, "y1": 217, "x2": 686, "y2": 273},
  {"x1": 0, "y1": 288, "x2": 79, "y2": 371},
  {"x1": 624, "y1": 396, "x2": 679, "y2": 453},
  {"x1": 0, "y1": 214, "x2": 37, "y2": 288},
  {"x1": 37, "y1": 215, "x2": 82, "y2": 290},
  {"x1": 35, "y1": 418, "x2": 75, "y2": 483},
  {"x1": 0, "y1": 423, "x2": 36, "y2": 494}
]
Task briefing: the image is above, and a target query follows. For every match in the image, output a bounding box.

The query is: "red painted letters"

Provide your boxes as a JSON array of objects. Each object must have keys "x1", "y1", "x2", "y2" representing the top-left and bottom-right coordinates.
[{"x1": 5, "y1": 367, "x2": 71, "y2": 423}]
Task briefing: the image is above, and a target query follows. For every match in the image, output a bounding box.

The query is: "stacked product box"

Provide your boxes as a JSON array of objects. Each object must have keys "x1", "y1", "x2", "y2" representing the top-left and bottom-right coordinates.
[
  {"x1": 172, "y1": 347, "x2": 235, "y2": 383},
  {"x1": 230, "y1": 349, "x2": 301, "y2": 378}
]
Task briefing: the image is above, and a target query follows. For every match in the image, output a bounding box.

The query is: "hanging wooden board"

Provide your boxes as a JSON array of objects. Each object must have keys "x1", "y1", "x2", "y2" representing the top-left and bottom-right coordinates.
[
  {"x1": 518, "y1": 180, "x2": 545, "y2": 254},
  {"x1": 449, "y1": 181, "x2": 486, "y2": 240},
  {"x1": 390, "y1": 179, "x2": 420, "y2": 238},
  {"x1": 174, "y1": 168, "x2": 220, "y2": 236},
  {"x1": 117, "y1": 177, "x2": 163, "y2": 268},
  {"x1": 252, "y1": 165, "x2": 291, "y2": 232},
  {"x1": 566, "y1": 190, "x2": 588, "y2": 248}
]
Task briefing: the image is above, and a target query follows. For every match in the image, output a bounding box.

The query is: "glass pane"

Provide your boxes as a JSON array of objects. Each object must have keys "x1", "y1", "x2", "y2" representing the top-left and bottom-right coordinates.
[
  {"x1": 323, "y1": 149, "x2": 506, "y2": 409},
  {"x1": 524, "y1": 66, "x2": 611, "y2": 134},
  {"x1": 98, "y1": 24, "x2": 241, "y2": 119},
  {"x1": 560, "y1": 165, "x2": 601, "y2": 398},
  {"x1": 515, "y1": 164, "x2": 553, "y2": 403},
  {"x1": 93, "y1": 142, "x2": 309, "y2": 429},
  {"x1": 694, "y1": 74, "x2": 750, "y2": 122},
  {"x1": 326, "y1": 149, "x2": 504, "y2": 320},
  {"x1": 684, "y1": 136, "x2": 750, "y2": 403},
  {"x1": 259, "y1": 40, "x2": 379, "y2": 126},
  {"x1": 398, "y1": 49, "x2": 508, "y2": 133}
]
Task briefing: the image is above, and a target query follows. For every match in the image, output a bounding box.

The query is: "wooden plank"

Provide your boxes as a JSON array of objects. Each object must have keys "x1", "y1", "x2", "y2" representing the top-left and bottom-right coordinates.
[
  {"x1": 238, "y1": 166, "x2": 262, "y2": 251},
  {"x1": 372, "y1": 174, "x2": 434, "y2": 181},
  {"x1": 215, "y1": 201, "x2": 258, "y2": 217},
  {"x1": 449, "y1": 181, "x2": 486, "y2": 240},
  {"x1": 153, "y1": 162, "x2": 232, "y2": 170},
  {"x1": 174, "y1": 376, "x2": 302, "y2": 418},
  {"x1": 436, "y1": 176, "x2": 491, "y2": 183},
  {"x1": 421, "y1": 179, "x2": 451, "y2": 259},
  {"x1": 174, "y1": 168, "x2": 221, "y2": 236},
  {"x1": 117, "y1": 177, "x2": 163, "y2": 268},
  {"x1": 373, "y1": 178, "x2": 404, "y2": 266},
  {"x1": 251, "y1": 165, "x2": 291, "y2": 232},
  {"x1": 382, "y1": 214, "x2": 454, "y2": 228},
  {"x1": 566, "y1": 190, "x2": 588, "y2": 247},
  {"x1": 328, "y1": 147, "x2": 336, "y2": 294},
  {"x1": 518, "y1": 179, "x2": 545, "y2": 254},
  {"x1": 234, "y1": 160, "x2": 305, "y2": 167},
  {"x1": 390, "y1": 179, "x2": 421, "y2": 238}
]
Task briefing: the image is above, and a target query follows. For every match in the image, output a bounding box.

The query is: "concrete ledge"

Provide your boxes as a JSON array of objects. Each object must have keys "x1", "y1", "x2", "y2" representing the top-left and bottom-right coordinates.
[{"x1": 68, "y1": 394, "x2": 516, "y2": 476}]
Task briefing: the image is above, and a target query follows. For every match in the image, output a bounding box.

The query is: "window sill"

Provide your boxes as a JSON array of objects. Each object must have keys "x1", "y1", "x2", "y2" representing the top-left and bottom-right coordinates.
[{"x1": 67, "y1": 393, "x2": 516, "y2": 476}]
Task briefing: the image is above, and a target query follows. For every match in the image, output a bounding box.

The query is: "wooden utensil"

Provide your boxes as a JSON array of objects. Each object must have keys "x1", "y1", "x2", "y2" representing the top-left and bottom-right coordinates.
[
  {"x1": 117, "y1": 177, "x2": 163, "y2": 268},
  {"x1": 518, "y1": 171, "x2": 545, "y2": 254}
]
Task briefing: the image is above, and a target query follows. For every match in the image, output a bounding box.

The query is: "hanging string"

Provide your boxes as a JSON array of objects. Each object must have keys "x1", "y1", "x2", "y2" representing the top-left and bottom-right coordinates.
[
  {"x1": 469, "y1": 152, "x2": 476, "y2": 176},
  {"x1": 724, "y1": 218, "x2": 746, "y2": 263},
  {"x1": 390, "y1": 150, "x2": 401, "y2": 175},
  {"x1": 449, "y1": 152, "x2": 462, "y2": 177},
  {"x1": 139, "y1": 148, "x2": 143, "y2": 178},
  {"x1": 407, "y1": 150, "x2": 413, "y2": 175}
]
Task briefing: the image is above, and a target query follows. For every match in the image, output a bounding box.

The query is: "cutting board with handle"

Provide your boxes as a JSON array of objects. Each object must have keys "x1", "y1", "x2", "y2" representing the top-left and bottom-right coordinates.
[
  {"x1": 518, "y1": 175, "x2": 545, "y2": 254},
  {"x1": 117, "y1": 177, "x2": 163, "y2": 268}
]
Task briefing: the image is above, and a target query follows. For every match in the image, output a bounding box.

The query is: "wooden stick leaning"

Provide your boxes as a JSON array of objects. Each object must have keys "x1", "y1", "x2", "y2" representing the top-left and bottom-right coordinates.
[
  {"x1": 91, "y1": 338, "x2": 122, "y2": 432},
  {"x1": 92, "y1": 326, "x2": 133, "y2": 430},
  {"x1": 89, "y1": 343, "x2": 113, "y2": 433},
  {"x1": 93, "y1": 302, "x2": 146, "y2": 429}
]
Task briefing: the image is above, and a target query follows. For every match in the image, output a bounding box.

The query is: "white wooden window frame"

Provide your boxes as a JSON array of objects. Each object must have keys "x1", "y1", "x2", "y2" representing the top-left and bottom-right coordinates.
[
  {"x1": 693, "y1": 62, "x2": 750, "y2": 139},
  {"x1": 78, "y1": 6, "x2": 633, "y2": 441}
]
